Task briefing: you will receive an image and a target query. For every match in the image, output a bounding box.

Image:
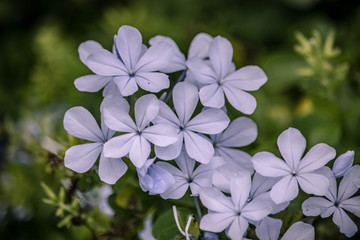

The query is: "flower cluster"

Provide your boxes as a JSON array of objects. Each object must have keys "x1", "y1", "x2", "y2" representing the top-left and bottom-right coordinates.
[{"x1": 64, "y1": 25, "x2": 360, "y2": 239}]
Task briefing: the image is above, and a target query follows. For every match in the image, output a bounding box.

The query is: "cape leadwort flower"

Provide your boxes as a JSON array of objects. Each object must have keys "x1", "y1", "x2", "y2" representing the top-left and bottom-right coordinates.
[
  {"x1": 84, "y1": 25, "x2": 173, "y2": 96},
  {"x1": 186, "y1": 36, "x2": 267, "y2": 114},
  {"x1": 102, "y1": 94, "x2": 178, "y2": 168},
  {"x1": 251, "y1": 127, "x2": 336, "y2": 204},
  {"x1": 158, "y1": 147, "x2": 224, "y2": 199},
  {"x1": 332, "y1": 150, "x2": 354, "y2": 178},
  {"x1": 63, "y1": 105, "x2": 128, "y2": 184},
  {"x1": 200, "y1": 173, "x2": 273, "y2": 239},
  {"x1": 153, "y1": 81, "x2": 230, "y2": 163},
  {"x1": 302, "y1": 166, "x2": 360, "y2": 237}
]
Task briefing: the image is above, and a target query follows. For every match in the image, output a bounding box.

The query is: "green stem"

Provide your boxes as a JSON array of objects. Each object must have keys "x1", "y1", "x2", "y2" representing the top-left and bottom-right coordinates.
[{"x1": 193, "y1": 196, "x2": 202, "y2": 219}]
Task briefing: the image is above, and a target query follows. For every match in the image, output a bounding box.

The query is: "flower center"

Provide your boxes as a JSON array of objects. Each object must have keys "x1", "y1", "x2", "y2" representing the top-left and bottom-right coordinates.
[
  {"x1": 179, "y1": 124, "x2": 185, "y2": 131},
  {"x1": 291, "y1": 170, "x2": 298, "y2": 177}
]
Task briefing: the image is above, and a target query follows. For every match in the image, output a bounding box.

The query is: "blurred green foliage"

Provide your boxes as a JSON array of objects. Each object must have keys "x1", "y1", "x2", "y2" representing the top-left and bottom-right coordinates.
[{"x1": 1, "y1": 0, "x2": 360, "y2": 239}]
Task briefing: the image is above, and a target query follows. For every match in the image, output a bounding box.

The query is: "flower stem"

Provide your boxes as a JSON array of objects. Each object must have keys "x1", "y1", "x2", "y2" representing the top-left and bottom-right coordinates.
[{"x1": 193, "y1": 196, "x2": 202, "y2": 219}]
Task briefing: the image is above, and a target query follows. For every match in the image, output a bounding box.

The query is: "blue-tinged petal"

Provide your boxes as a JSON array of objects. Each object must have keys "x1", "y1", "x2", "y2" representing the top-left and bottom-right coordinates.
[
  {"x1": 100, "y1": 114, "x2": 115, "y2": 141},
  {"x1": 74, "y1": 75, "x2": 112, "y2": 93},
  {"x1": 230, "y1": 173, "x2": 251, "y2": 211},
  {"x1": 281, "y1": 221, "x2": 315, "y2": 240},
  {"x1": 226, "y1": 216, "x2": 248, "y2": 240},
  {"x1": 321, "y1": 205, "x2": 336, "y2": 218},
  {"x1": 223, "y1": 65, "x2": 267, "y2": 91},
  {"x1": 190, "y1": 177, "x2": 213, "y2": 196},
  {"x1": 142, "y1": 124, "x2": 178, "y2": 147},
  {"x1": 102, "y1": 80, "x2": 121, "y2": 97},
  {"x1": 219, "y1": 117, "x2": 257, "y2": 147},
  {"x1": 209, "y1": 36, "x2": 233, "y2": 79},
  {"x1": 200, "y1": 213, "x2": 235, "y2": 233},
  {"x1": 222, "y1": 84, "x2": 257, "y2": 115},
  {"x1": 242, "y1": 193, "x2": 272, "y2": 221},
  {"x1": 149, "y1": 35, "x2": 186, "y2": 73},
  {"x1": 184, "y1": 130, "x2": 214, "y2": 164},
  {"x1": 332, "y1": 150, "x2": 354, "y2": 178},
  {"x1": 255, "y1": 217, "x2": 281, "y2": 240},
  {"x1": 297, "y1": 172, "x2": 329, "y2": 196},
  {"x1": 250, "y1": 173, "x2": 280, "y2": 199},
  {"x1": 135, "y1": 72, "x2": 170, "y2": 93},
  {"x1": 86, "y1": 49, "x2": 127, "y2": 76},
  {"x1": 199, "y1": 84, "x2": 225, "y2": 108},
  {"x1": 154, "y1": 135, "x2": 183, "y2": 160},
  {"x1": 174, "y1": 148, "x2": 195, "y2": 177},
  {"x1": 212, "y1": 164, "x2": 248, "y2": 193},
  {"x1": 129, "y1": 135, "x2": 151, "y2": 168},
  {"x1": 341, "y1": 196, "x2": 360, "y2": 218},
  {"x1": 315, "y1": 166, "x2": 337, "y2": 202},
  {"x1": 113, "y1": 76, "x2": 138, "y2": 96},
  {"x1": 134, "y1": 94, "x2": 160, "y2": 130},
  {"x1": 173, "y1": 82, "x2": 199, "y2": 124},
  {"x1": 98, "y1": 152, "x2": 127, "y2": 184},
  {"x1": 332, "y1": 208, "x2": 358, "y2": 237},
  {"x1": 277, "y1": 128, "x2": 306, "y2": 171},
  {"x1": 153, "y1": 101, "x2": 181, "y2": 126},
  {"x1": 186, "y1": 57, "x2": 218, "y2": 84},
  {"x1": 78, "y1": 40, "x2": 103, "y2": 64},
  {"x1": 103, "y1": 103, "x2": 136, "y2": 132},
  {"x1": 135, "y1": 42, "x2": 173, "y2": 72},
  {"x1": 193, "y1": 156, "x2": 225, "y2": 178},
  {"x1": 215, "y1": 147, "x2": 254, "y2": 173},
  {"x1": 298, "y1": 143, "x2": 336, "y2": 173},
  {"x1": 160, "y1": 179, "x2": 188, "y2": 199},
  {"x1": 64, "y1": 143, "x2": 102, "y2": 173},
  {"x1": 199, "y1": 187, "x2": 234, "y2": 212},
  {"x1": 252, "y1": 152, "x2": 291, "y2": 177},
  {"x1": 188, "y1": 33, "x2": 213, "y2": 59},
  {"x1": 186, "y1": 108, "x2": 230, "y2": 134},
  {"x1": 302, "y1": 197, "x2": 334, "y2": 217},
  {"x1": 142, "y1": 163, "x2": 176, "y2": 194},
  {"x1": 338, "y1": 165, "x2": 360, "y2": 201},
  {"x1": 270, "y1": 175, "x2": 298, "y2": 204},
  {"x1": 114, "y1": 25, "x2": 143, "y2": 70},
  {"x1": 103, "y1": 133, "x2": 136, "y2": 158},
  {"x1": 100, "y1": 94, "x2": 130, "y2": 114},
  {"x1": 64, "y1": 107, "x2": 104, "y2": 142}
]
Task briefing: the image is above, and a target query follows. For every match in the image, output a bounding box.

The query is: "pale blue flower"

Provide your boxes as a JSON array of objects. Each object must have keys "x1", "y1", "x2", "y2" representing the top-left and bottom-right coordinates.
[
  {"x1": 186, "y1": 36, "x2": 267, "y2": 114},
  {"x1": 63, "y1": 105, "x2": 128, "y2": 184},
  {"x1": 137, "y1": 158, "x2": 175, "y2": 195},
  {"x1": 252, "y1": 127, "x2": 336, "y2": 204},
  {"x1": 302, "y1": 166, "x2": 360, "y2": 237},
  {"x1": 211, "y1": 117, "x2": 257, "y2": 172},
  {"x1": 77, "y1": 185, "x2": 114, "y2": 216},
  {"x1": 200, "y1": 174, "x2": 272, "y2": 239},
  {"x1": 158, "y1": 148, "x2": 224, "y2": 199},
  {"x1": 256, "y1": 218, "x2": 315, "y2": 240},
  {"x1": 138, "y1": 215, "x2": 156, "y2": 240},
  {"x1": 103, "y1": 94, "x2": 178, "y2": 168},
  {"x1": 153, "y1": 81, "x2": 230, "y2": 163},
  {"x1": 84, "y1": 25, "x2": 173, "y2": 96},
  {"x1": 332, "y1": 150, "x2": 354, "y2": 178}
]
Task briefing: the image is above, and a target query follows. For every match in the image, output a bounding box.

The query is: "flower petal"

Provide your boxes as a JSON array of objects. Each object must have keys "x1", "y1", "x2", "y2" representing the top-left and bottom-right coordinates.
[
  {"x1": 103, "y1": 133, "x2": 136, "y2": 158},
  {"x1": 332, "y1": 150, "x2": 354, "y2": 178},
  {"x1": 255, "y1": 217, "x2": 282, "y2": 240},
  {"x1": 142, "y1": 124, "x2": 178, "y2": 147},
  {"x1": 103, "y1": 102, "x2": 136, "y2": 132},
  {"x1": 188, "y1": 33, "x2": 213, "y2": 59},
  {"x1": 219, "y1": 117, "x2": 257, "y2": 147},
  {"x1": 200, "y1": 213, "x2": 235, "y2": 233},
  {"x1": 332, "y1": 208, "x2": 358, "y2": 238},
  {"x1": 186, "y1": 108, "x2": 230, "y2": 134},
  {"x1": 135, "y1": 72, "x2": 170, "y2": 93},
  {"x1": 226, "y1": 216, "x2": 249, "y2": 240},
  {"x1": 134, "y1": 94, "x2": 160, "y2": 130},
  {"x1": 173, "y1": 82, "x2": 199, "y2": 124},
  {"x1": 230, "y1": 173, "x2": 251, "y2": 210},
  {"x1": 154, "y1": 135, "x2": 183, "y2": 160},
  {"x1": 78, "y1": 40, "x2": 103, "y2": 64},
  {"x1": 86, "y1": 49, "x2": 127, "y2": 76},
  {"x1": 252, "y1": 152, "x2": 291, "y2": 177},
  {"x1": 250, "y1": 173, "x2": 280, "y2": 199},
  {"x1": 338, "y1": 165, "x2": 360, "y2": 201},
  {"x1": 298, "y1": 143, "x2": 336, "y2": 173},
  {"x1": 135, "y1": 43, "x2": 173, "y2": 72},
  {"x1": 277, "y1": 127, "x2": 306, "y2": 170},
  {"x1": 98, "y1": 153, "x2": 127, "y2": 184},
  {"x1": 64, "y1": 143, "x2": 102, "y2": 173},
  {"x1": 223, "y1": 65, "x2": 267, "y2": 91},
  {"x1": 175, "y1": 148, "x2": 195, "y2": 176},
  {"x1": 297, "y1": 172, "x2": 329, "y2": 196},
  {"x1": 270, "y1": 175, "x2": 298, "y2": 204},
  {"x1": 242, "y1": 194, "x2": 273, "y2": 221},
  {"x1": 129, "y1": 136, "x2": 151, "y2": 168},
  {"x1": 209, "y1": 36, "x2": 233, "y2": 79},
  {"x1": 153, "y1": 101, "x2": 180, "y2": 126},
  {"x1": 199, "y1": 84, "x2": 225, "y2": 108},
  {"x1": 212, "y1": 164, "x2": 248, "y2": 193},
  {"x1": 341, "y1": 196, "x2": 360, "y2": 218},
  {"x1": 114, "y1": 25, "x2": 143, "y2": 69},
  {"x1": 215, "y1": 147, "x2": 254, "y2": 173},
  {"x1": 100, "y1": 94, "x2": 130, "y2": 114},
  {"x1": 184, "y1": 131, "x2": 214, "y2": 164},
  {"x1": 64, "y1": 106, "x2": 104, "y2": 142},
  {"x1": 222, "y1": 84, "x2": 257, "y2": 115},
  {"x1": 185, "y1": 57, "x2": 218, "y2": 84},
  {"x1": 74, "y1": 75, "x2": 112, "y2": 93},
  {"x1": 113, "y1": 76, "x2": 138, "y2": 96},
  {"x1": 160, "y1": 179, "x2": 189, "y2": 199},
  {"x1": 281, "y1": 221, "x2": 315, "y2": 240},
  {"x1": 199, "y1": 187, "x2": 234, "y2": 212},
  {"x1": 301, "y1": 197, "x2": 334, "y2": 217},
  {"x1": 315, "y1": 166, "x2": 337, "y2": 202}
]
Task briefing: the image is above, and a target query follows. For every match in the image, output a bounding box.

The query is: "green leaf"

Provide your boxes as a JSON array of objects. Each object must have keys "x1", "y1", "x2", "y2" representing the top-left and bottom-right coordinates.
[
  {"x1": 41, "y1": 182, "x2": 57, "y2": 200},
  {"x1": 152, "y1": 208, "x2": 181, "y2": 240}
]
